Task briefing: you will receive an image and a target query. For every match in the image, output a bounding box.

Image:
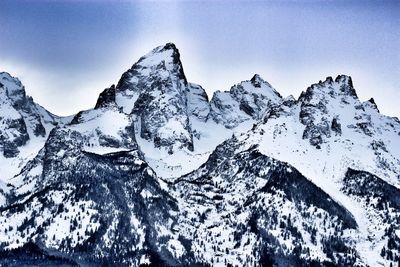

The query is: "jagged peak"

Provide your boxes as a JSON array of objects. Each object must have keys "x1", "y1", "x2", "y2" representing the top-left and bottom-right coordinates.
[
  {"x1": 250, "y1": 74, "x2": 272, "y2": 88},
  {"x1": 334, "y1": 74, "x2": 357, "y2": 97},
  {"x1": 0, "y1": 71, "x2": 19, "y2": 81},
  {"x1": 217, "y1": 74, "x2": 282, "y2": 105},
  {"x1": 368, "y1": 97, "x2": 376, "y2": 105},
  {"x1": 0, "y1": 71, "x2": 26, "y2": 106},
  {"x1": 135, "y1": 42, "x2": 182, "y2": 69},
  {"x1": 335, "y1": 74, "x2": 353, "y2": 87},
  {"x1": 0, "y1": 72, "x2": 24, "y2": 91},
  {"x1": 363, "y1": 97, "x2": 380, "y2": 113},
  {"x1": 95, "y1": 85, "x2": 116, "y2": 109},
  {"x1": 300, "y1": 74, "x2": 358, "y2": 101},
  {"x1": 325, "y1": 76, "x2": 334, "y2": 84},
  {"x1": 154, "y1": 42, "x2": 179, "y2": 53},
  {"x1": 315, "y1": 75, "x2": 353, "y2": 88},
  {"x1": 116, "y1": 43, "x2": 187, "y2": 91}
]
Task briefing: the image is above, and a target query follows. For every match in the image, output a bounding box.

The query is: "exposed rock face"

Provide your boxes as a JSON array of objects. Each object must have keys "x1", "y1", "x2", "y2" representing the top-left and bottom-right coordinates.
[
  {"x1": 299, "y1": 75, "x2": 366, "y2": 148},
  {"x1": 341, "y1": 169, "x2": 400, "y2": 263},
  {"x1": 0, "y1": 44, "x2": 399, "y2": 267},
  {"x1": 186, "y1": 83, "x2": 210, "y2": 122},
  {"x1": 0, "y1": 73, "x2": 29, "y2": 157},
  {"x1": 0, "y1": 72, "x2": 66, "y2": 159},
  {"x1": 95, "y1": 85, "x2": 116, "y2": 109},
  {"x1": 109, "y1": 45, "x2": 284, "y2": 154},
  {"x1": 114, "y1": 43, "x2": 193, "y2": 153},
  {"x1": 331, "y1": 117, "x2": 342, "y2": 135},
  {"x1": 171, "y1": 139, "x2": 360, "y2": 266},
  {"x1": 223, "y1": 72, "x2": 400, "y2": 266},
  {"x1": 363, "y1": 97, "x2": 380, "y2": 113},
  {"x1": 210, "y1": 74, "x2": 282, "y2": 128},
  {"x1": 1, "y1": 128, "x2": 182, "y2": 266}
]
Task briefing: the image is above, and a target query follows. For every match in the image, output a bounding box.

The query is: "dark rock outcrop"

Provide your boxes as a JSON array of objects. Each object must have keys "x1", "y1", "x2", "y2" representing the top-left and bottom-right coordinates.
[{"x1": 95, "y1": 85, "x2": 116, "y2": 109}]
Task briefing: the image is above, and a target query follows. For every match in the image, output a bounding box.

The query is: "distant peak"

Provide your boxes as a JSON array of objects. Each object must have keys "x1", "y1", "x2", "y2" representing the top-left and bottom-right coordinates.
[
  {"x1": 0, "y1": 71, "x2": 26, "y2": 105},
  {"x1": 325, "y1": 76, "x2": 334, "y2": 84},
  {"x1": 322, "y1": 74, "x2": 356, "y2": 96},
  {"x1": 95, "y1": 85, "x2": 116, "y2": 109},
  {"x1": 0, "y1": 72, "x2": 23, "y2": 87},
  {"x1": 301, "y1": 74, "x2": 358, "y2": 102},
  {"x1": 0, "y1": 71, "x2": 13, "y2": 79},
  {"x1": 368, "y1": 97, "x2": 376, "y2": 105},
  {"x1": 316, "y1": 75, "x2": 353, "y2": 88},
  {"x1": 117, "y1": 43, "x2": 187, "y2": 91},
  {"x1": 147, "y1": 42, "x2": 179, "y2": 58},
  {"x1": 162, "y1": 42, "x2": 178, "y2": 51},
  {"x1": 133, "y1": 42, "x2": 184, "y2": 73},
  {"x1": 334, "y1": 75, "x2": 357, "y2": 97},
  {"x1": 250, "y1": 74, "x2": 271, "y2": 88},
  {"x1": 251, "y1": 74, "x2": 263, "y2": 82},
  {"x1": 250, "y1": 73, "x2": 262, "y2": 84},
  {"x1": 364, "y1": 97, "x2": 380, "y2": 112},
  {"x1": 335, "y1": 74, "x2": 353, "y2": 88}
]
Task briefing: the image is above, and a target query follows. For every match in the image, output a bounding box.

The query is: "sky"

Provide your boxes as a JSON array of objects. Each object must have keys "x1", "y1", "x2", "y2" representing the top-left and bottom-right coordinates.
[{"x1": 0, "y1": 0, "x2": 399, "y2": 117}]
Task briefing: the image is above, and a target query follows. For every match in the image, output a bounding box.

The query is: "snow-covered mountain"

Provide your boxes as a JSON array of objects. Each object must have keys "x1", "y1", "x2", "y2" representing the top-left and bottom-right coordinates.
[
  {"x1": 0, "y1": 43, "x2": 399, "y2": 266},
  {"x1": 0, "y1": 72, "x2": 72, "y2": 204}
]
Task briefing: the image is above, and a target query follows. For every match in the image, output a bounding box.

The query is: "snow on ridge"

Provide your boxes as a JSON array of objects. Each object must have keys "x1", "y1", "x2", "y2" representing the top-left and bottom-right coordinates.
[{"x1": 0, "y1": 43, "x2": 399, "y2": 266}]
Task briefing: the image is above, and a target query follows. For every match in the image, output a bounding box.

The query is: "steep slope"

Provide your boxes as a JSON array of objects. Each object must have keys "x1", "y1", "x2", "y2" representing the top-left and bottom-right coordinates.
[
  {"x1": 1, "y1": 128, "x2": 367, "y2": 266},
  {"x1": 226, "y1": 75, "x2": 400, "y2": 266},
  {"x1": 169, "y1": 138, "x2": 363, "y2": 266},
  {"x1": 210, "y1": 74, "x2": 282, "y2": 128},
  {"x1": 186, "y1": 83, "x2": 210, "y2": 122},
  {"x1": 92, "y1": 43, "x2": 285, "y2": 179},
  {"x1": 0, "y1": 127, "x2": 188, "y2": 266},
  {"x1": 115, "y1": 43, "x2": 193, "y2": 153},
  {"x1": 0, "y1": 72, "x2": 70, "y2": 185},
  {"x1": 251, "y1": 75, "x2": 400, "y2": 186},
  {"x1": 341, "y1": 169, "x2": 400, "y2": 265},
  {"x1": 0, "y1": 44, "x2": 399, "y2": 267}
]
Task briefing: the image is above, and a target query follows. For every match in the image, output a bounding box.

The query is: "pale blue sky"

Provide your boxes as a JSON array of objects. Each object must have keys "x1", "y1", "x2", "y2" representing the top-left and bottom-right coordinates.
[{"x1": 0, "y1": 0, "x2": 399, "y2": 117}]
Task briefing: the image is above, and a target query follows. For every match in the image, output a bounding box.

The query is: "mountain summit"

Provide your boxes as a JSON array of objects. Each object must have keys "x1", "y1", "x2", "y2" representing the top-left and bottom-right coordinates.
[{"x1": 0, "y1": 44, "x2": 399, "y2": 267}]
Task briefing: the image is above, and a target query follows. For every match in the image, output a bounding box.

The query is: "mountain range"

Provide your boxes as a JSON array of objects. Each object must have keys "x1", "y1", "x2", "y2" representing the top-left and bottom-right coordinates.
[{"x1": 0, "y1": 43, "x2": 399, "y2": 267}]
